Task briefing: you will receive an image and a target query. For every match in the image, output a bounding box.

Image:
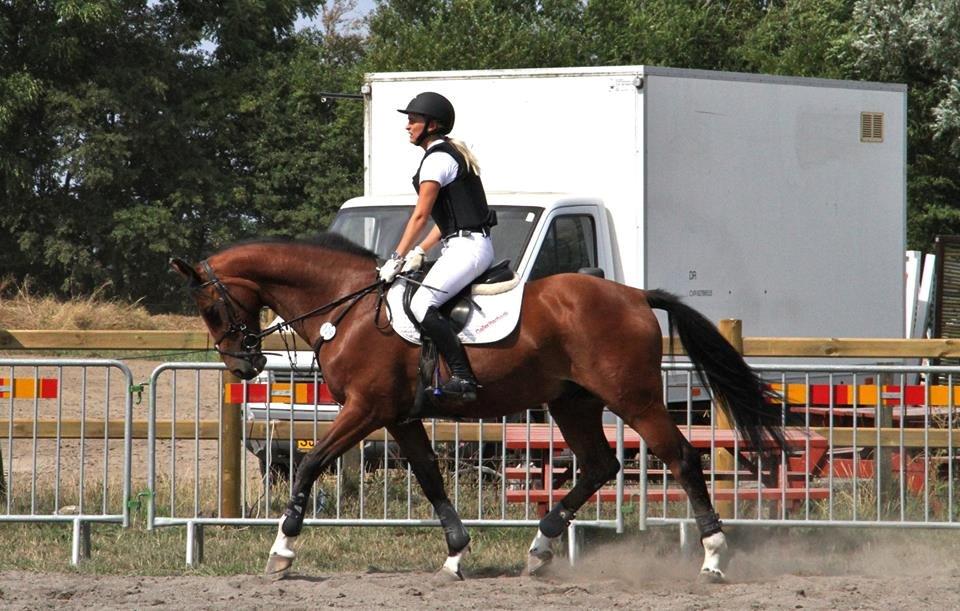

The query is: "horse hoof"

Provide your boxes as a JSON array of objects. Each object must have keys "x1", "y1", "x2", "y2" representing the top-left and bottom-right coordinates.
[
  {"x1": 434, "y1": 565, "x2": 464, "y2": 582},
  {"x1": 265, "y1": 553, "x2": 294, "y2": 580},
  {"x1": 525, "y1": 550, "x2": 553, "y2": 576},
  {"x1": 698, "y1": 568, "x2": 726, "y2": 584}
]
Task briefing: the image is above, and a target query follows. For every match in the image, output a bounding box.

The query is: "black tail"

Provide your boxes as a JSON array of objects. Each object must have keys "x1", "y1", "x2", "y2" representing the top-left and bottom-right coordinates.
[{"x1": 645, "y1": 289, "x2": 786, "y2": 458}]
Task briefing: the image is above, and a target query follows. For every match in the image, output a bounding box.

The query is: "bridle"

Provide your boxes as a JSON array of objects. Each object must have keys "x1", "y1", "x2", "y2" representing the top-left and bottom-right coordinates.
[
  {"x1": 193, "y1": 260, "x2": 387, "y2": 362},
  {"x1": 195, "y1": 260, "x2": 265, "y2": 360}
]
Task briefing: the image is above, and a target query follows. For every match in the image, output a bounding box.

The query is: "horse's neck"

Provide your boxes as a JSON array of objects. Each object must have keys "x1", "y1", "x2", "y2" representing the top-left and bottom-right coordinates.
[{"x1": 228, "y1": 247, "x2": 371, "y2": 339}]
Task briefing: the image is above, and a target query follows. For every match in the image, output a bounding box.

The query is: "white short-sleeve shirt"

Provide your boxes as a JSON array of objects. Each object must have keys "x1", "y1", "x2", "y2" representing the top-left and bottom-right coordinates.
[{"x1": 417, "y1": 140, "x2": 459, "y2": 187}]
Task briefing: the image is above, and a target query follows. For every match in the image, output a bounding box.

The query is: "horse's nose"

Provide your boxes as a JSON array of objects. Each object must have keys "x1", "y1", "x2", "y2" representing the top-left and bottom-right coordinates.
[
  {"x1": 231, "y1": 360, "x2": 259, "y2": 381},
  {"x1": 231, "y1": 367, "x2": 256, "y2": 380},
  {"x1": 252, "y1": 354, "x2": 267, "y2": 372}
]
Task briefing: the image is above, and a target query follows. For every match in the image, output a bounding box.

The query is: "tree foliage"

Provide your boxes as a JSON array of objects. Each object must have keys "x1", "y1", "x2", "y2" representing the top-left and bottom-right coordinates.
[
  {"x1": 1, "y1": 0, "x2": 360, "y2": 309},
  {"x1": 1, "y1": 0, "x2": 958, "y2": 310},
  {"x1": 849, "y1": 0, "x2": 960, "y2": 249}
]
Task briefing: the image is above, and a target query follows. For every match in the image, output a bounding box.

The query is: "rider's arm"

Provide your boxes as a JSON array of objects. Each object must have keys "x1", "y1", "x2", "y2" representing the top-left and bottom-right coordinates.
[
  {"x1": 393, "y1": 180, "x2": 440, "y2": 257},
  {"x1": 418, "y1": 225, "x2": 442, "y2": 253}
]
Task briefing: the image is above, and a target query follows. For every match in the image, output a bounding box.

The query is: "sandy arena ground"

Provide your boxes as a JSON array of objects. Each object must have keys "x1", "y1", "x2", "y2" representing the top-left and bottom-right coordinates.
[{"x1": 1, "y1": 533, "x2": 960, "y2": 609}]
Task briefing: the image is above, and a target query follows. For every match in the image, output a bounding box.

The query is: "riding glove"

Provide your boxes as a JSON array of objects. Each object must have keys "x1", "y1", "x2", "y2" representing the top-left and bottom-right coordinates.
[
  {"x1": 378, "y1": 257, "x2": 403, "y2": 283},
  {"x1": 401, "y1": 246, "x2": 425, "y2": 273}
]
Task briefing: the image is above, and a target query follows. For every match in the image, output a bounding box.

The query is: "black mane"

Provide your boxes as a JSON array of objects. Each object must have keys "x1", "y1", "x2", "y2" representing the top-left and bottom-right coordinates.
[{"x1": 218, "y1": 232, "x2": 378, "y2": 260}]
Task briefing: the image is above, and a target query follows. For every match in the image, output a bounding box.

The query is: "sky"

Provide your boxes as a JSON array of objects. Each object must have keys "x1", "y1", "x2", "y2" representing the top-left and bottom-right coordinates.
[{"x1": 295, "y1": 0, "x2": 376, "y2": 31}]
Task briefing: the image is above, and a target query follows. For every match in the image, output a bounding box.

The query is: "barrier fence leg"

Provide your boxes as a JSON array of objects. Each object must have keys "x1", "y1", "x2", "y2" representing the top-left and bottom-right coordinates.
[
  {"x1": 679, "y1": 521, "x2": 696, "y2": 557},
  {"x1": 567, "y1": 523, "x2": 578, "y2": 567},
  {"x1": 71, "y1": 519, "x2": 91, "y2": 565},
  {"x1": 186, "y1": 521, "x2": 206, "y2": 567}
]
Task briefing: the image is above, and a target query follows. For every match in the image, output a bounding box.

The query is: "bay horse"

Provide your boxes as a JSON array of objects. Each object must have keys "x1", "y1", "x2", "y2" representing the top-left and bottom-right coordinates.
[{"x1": 171, "y1": 233, "x2": 785, "y2": 582}]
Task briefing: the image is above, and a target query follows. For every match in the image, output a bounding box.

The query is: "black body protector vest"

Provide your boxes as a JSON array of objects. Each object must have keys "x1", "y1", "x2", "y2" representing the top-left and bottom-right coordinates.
[{"x1": 412, "y1": 140, "x2": 496, "y2": 237}]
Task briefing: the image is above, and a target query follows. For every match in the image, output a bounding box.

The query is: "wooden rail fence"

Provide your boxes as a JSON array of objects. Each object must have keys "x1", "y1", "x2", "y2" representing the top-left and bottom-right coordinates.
[{"x1": 4, "y1": 328, "x2": 960, "y2": 357}]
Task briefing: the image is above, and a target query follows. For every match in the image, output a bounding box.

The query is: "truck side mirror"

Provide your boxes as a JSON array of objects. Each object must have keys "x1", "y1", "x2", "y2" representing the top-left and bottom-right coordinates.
[{"x1": 577, "y1": 267, "x2": 605, "y2": 279}]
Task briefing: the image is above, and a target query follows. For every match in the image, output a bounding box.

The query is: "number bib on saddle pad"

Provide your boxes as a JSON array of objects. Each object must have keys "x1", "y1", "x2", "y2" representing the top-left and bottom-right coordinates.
[{"x1": 386, "y1": 265, "x2": 524, "y2": 345}]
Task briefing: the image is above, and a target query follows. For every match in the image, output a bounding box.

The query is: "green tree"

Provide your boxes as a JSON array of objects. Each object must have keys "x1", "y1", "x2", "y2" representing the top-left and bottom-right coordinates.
[
  {"x1": 737, "y1": 0, "x2": 856, "y2": 78},
  {"x1": 1, "y1": 0, "x2": 361, "y2": 310},
  {"x1": 583, "y1": 0, "x2": 766, "y2": 70},
  {"x1": 365, "y1": 0, "x2": 586, "y2": 71},
  {"x1": 849, "y1": 0, "x2": 960, "y2": 249}
]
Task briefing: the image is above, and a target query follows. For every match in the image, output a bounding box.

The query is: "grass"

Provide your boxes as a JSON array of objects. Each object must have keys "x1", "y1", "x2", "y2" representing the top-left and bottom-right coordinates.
[
  {"x1": 0, "y1": 521, "x2": 536, "y2": 576},
  {"x1": 0, "y1": 275, "x2": 212, "y2": 361},
  {"x1": 0, "y1": 277, "x2": 202, "y2": 332}
]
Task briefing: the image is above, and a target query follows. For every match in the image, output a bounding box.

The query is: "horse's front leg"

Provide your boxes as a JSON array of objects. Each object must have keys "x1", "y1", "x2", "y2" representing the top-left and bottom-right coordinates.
[
  {"x1": 388, "y1": 420, "x2": 471, "y2": 581},
  {"x1": 266, "y1": 404, "x2": 381, "y2": 578}
]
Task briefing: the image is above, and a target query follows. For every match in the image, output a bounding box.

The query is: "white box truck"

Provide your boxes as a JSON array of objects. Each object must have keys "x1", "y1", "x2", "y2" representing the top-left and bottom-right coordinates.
[
  {"x1": 250, "y1": 66, "x2": 907, "y2": 471},
  {"x1": 342, "y1": 65, "x2": 906, "y2": 336}
]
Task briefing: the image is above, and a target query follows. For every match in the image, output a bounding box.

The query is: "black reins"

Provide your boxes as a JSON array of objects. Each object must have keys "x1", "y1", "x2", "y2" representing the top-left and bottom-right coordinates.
[{"x1": 194, "y1": 260, "x2": 385, "y2": 360}]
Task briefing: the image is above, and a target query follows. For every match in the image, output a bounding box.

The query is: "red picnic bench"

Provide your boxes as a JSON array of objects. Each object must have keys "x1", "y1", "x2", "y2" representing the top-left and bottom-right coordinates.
[{"x1": 500, "y1": 424, "x2": 830, "y2": 512}]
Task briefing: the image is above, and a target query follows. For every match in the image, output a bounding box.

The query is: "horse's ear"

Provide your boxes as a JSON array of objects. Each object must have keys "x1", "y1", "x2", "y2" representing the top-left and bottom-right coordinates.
[{"x1": 170, "y1": 258, "x2": 201, "y2": 287}]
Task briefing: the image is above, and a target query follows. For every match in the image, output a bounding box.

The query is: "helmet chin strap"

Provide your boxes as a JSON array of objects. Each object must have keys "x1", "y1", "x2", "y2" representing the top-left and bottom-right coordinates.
[{"x1": 415, "y1": 120, "x2": 442, "y2": 147}]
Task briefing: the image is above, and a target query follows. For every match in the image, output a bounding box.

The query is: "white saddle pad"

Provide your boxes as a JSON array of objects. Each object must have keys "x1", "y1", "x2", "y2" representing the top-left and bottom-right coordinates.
[{"x1": 386, "y1": 276, "x2": 524, "y2": 345}]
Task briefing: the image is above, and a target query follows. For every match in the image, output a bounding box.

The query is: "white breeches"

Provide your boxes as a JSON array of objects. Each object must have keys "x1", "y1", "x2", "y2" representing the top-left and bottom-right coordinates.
[{"x1": 410, "y1": 234, "x2": 494, "y2": 323}]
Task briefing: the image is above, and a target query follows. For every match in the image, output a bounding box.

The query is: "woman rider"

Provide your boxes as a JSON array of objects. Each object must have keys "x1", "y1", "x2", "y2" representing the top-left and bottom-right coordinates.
[{"x1": 378, "y1": 92, "x2": 496, "y2": 404}]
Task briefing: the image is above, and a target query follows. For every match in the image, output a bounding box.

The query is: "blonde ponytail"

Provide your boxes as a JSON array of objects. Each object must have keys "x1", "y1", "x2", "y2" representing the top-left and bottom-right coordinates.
[{"x1": 446, "y1": 138, "x2": 481, "y2": 175}]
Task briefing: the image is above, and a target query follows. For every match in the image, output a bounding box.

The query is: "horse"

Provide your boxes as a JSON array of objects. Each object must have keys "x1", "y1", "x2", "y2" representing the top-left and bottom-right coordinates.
[{"x1": 171, "y1": 232, "x2": 785, "y2": 582}]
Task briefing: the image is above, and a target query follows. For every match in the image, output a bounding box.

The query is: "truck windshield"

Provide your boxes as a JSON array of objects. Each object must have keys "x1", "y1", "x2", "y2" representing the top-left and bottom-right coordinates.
[{"x1": 329, "y1": 206, "x2": 542, "y2": 272}]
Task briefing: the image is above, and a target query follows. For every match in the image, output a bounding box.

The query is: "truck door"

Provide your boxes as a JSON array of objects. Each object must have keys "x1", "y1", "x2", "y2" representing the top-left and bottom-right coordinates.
[{"x1": 527, "y1": 208, "x2": 602, "y2": 281}]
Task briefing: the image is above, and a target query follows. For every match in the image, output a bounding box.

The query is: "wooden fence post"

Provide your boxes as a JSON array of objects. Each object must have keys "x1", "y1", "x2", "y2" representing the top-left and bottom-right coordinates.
[
  {"x1": 221, "y1": 372, "x2": 242, "y2": 519},
  {"x1": 714, "y1": 319, "x2": 742, "y2": 519},
  {"x1": 876, "y1": 369, "x2": 895, "y2": 518}
]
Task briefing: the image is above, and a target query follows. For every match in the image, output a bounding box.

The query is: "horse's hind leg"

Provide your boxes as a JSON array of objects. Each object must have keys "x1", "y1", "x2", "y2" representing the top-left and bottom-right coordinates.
[
  {"x1": 387, "y1": 420, "x2": 471, "y2": 581},
  {"x1": 527, "y1": 392, "x2": 621, "y2": 574},
  {"x1": 621, "y1": 401, "x2": 729, "y2": 582}
]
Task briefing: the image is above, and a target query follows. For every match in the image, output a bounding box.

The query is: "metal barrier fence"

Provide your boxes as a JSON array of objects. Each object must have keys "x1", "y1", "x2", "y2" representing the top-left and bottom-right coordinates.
[
  {"x1": 650, "y1": 363, "x2": 960, "y2": 548},
  {"x1": 8, "y1": 357, "x2": 960, "y2": 566},
  {"x1": 0, "y1": 358, "x2": 133, "y2": 564},
  {"x1": 145, "y1": 363, "x2": 625, "y2": 565}
]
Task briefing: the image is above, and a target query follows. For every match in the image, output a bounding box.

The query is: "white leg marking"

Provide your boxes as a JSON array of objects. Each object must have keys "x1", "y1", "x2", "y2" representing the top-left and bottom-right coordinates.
[
  {"x1": 264, "y1": 517, "x2": 298, "y2": 578},
  {"x1": 526, "y1": 529, "x2": 560, "y2": 575},
  {"x1": 437, "y1": 547, "x2": 468, "y2": 581},
  {"x1": 269, "y1": 517, "x2": 297, "y2": 559},
  {"x1": 699, "y1": 531, "x2": 728, "y2": 582},
  {"x1": 529, "y1": 529, "x2": 555, "y2": 555}
]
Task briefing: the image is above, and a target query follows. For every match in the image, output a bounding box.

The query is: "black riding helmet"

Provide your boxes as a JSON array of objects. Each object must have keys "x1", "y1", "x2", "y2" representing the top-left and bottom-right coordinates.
[{"x1": 398, "y1": 92, "x2": 455, "y2": 144}]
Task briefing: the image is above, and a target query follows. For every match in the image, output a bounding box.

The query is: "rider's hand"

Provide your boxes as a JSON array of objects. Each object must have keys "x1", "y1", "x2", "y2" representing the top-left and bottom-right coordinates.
[
  {"x1": 401, "y1": 246, "x2": 425, "y2": 273},
  {"x1": 378, "y1": 257, "x2": 403, "y2": 283}
]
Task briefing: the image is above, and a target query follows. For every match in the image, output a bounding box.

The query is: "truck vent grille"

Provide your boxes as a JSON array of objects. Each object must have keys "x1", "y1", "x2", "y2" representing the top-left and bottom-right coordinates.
[{"x1": 860, "y1": 112, "x2": 884, "y2": 142}]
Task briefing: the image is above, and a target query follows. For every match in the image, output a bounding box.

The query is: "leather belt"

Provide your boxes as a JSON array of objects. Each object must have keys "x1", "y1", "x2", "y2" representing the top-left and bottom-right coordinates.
[{"x1": 443, "y1": 227, "x2": 490, "y2": 240}]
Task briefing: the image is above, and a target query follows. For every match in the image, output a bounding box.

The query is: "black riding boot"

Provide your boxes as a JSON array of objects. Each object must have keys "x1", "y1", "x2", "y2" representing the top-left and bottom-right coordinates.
[{"x1": 420, "y1": 306, "x2": 478, "y2": 402}]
